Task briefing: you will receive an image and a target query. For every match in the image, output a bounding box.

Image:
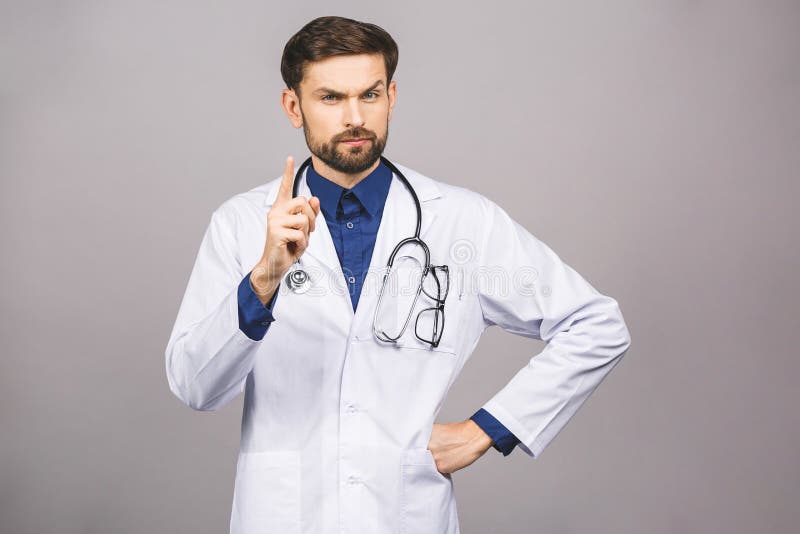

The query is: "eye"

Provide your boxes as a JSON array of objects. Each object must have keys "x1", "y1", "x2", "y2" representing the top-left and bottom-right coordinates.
[
  {"x1": 322, "y1": 94, "x2": 339, "y2": 102},
  {"x1": 363, "y1": 91, "x2": 379, "y2": 100}
]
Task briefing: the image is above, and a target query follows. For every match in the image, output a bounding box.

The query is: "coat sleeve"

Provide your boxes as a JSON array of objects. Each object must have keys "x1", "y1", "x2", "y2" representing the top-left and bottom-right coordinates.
[
  {"x1": 474, "y1": 197, "x2": 631, "y2": 458},
  {"x1": 165, "y1": 203, "x2": 264, "y2": 411}
]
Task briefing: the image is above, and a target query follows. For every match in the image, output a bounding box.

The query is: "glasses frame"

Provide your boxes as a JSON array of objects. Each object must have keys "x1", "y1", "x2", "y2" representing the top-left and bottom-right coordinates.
[{"x1": 414, "y1": 264, "x2": 449, "y2": 347}]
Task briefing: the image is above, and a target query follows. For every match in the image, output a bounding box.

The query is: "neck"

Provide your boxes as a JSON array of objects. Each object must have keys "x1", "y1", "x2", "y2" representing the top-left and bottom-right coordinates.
[{"x1": 309, "y1": 155, "x2": 381, "y2": 190}]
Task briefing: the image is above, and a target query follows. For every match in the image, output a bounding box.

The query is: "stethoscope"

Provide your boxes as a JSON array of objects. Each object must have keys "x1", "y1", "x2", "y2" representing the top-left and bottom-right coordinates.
[
  {"x1": 285, "y1": 155, "x2": 446, "y2": 346},
  {"x1": 285, "y1": 155, "x2": 433, "y2": 294}
]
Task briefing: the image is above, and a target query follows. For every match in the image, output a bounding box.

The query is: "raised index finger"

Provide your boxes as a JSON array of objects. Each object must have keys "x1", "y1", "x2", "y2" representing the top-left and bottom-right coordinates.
[{"x1": 276, "y1": 155, "x2": 294, "y2": 204}]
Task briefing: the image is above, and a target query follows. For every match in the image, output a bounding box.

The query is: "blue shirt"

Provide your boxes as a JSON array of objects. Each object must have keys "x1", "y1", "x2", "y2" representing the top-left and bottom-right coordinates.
[{"x1": 235, "y1": 160, "x2": 520, "y2": 456}]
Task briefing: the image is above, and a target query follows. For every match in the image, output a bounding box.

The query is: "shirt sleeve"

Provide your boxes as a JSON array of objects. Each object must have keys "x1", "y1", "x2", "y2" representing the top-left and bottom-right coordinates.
[
  {"x1": 470, "y1": 408, "x2": 521, "y2": 456},
  {"x1": 237, "y1": 270, "x2": 278, "y2": 341}
]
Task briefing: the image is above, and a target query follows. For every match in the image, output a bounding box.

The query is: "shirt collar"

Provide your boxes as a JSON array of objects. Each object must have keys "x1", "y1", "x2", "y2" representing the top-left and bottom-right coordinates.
[{"x1": 306, "y1": 159, "x2": 392, "y2": 219}]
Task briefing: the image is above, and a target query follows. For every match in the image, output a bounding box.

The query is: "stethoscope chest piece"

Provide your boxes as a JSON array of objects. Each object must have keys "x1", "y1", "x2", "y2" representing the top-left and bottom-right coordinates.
[{"x1": 285, "y1": 267, "x2": 312, "y2": 294}]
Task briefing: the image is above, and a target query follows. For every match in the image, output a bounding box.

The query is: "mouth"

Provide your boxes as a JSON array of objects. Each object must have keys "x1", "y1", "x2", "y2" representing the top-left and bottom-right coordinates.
[{"x1": 341, "y1": 138, "x2": 371, "y2": 146}]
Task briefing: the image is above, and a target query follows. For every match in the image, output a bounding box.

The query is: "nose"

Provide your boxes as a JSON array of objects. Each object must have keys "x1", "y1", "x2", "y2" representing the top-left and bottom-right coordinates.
[{"x1": 343, "y1": 97, "x2": 365, "y2": 129}]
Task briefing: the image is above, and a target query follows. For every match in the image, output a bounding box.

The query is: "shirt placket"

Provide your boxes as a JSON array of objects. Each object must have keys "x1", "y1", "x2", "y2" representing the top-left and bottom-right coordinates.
[{"x1": 339, "y1": 192, "x2": 364, "y2": 311}]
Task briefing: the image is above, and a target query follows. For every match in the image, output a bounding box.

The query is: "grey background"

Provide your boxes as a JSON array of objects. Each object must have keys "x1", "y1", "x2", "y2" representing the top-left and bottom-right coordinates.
[{"x1": 2, "y1": 1, "x2": 798, "y2": 533}]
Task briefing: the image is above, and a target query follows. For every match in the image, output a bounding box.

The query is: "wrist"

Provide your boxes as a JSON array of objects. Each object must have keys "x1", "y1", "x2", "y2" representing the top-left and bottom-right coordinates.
[
  {"x1": 464, "y1": 419, "x2": 494, "y2": 453},
  {"x1": 250, "y1": 262, "x2": 282, "y2": 303}
]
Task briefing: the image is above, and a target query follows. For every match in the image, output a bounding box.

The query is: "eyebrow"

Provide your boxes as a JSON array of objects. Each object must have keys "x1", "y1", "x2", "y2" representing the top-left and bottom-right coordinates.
[{"x1": 313, "y1": 80, "x2": 385, "y2": 97}]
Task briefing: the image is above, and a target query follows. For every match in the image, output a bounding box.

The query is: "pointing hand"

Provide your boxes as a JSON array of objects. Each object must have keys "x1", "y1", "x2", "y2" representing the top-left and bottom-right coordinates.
[{"x1": 250, "y1": 156, "x2": 321, "y2": 304}]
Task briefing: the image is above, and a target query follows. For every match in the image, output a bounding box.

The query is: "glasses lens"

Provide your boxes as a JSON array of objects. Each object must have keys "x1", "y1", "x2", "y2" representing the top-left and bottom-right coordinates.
[
  {"x1": 414, "y1": 306, "x2": 445, "y2": 346},
  {"x1": 374, "y1": 255, "x2": 424, "y2": 341},
  {"x1": 421, "y1": 265, "x2": 450, "y2": 302}
]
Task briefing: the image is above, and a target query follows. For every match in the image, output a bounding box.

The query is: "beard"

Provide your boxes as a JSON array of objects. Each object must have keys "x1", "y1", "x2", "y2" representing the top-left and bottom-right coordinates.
[{"x1": 300, "y1": 110, "x2": 388, "y2": 175}]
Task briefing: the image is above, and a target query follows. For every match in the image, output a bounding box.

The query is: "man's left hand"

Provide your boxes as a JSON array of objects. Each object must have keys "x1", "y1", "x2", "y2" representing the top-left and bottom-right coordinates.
[{"x1": 426, "y1": 420, "x2": 494, "y2": 475}]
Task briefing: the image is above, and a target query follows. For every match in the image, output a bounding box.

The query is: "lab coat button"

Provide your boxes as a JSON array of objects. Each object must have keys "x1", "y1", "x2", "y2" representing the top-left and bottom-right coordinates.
[
  {"x1": 347, "y1": 476, "x2": 360, "y2": 485},
  {"x1": 346, "y1": 404, "x2": 358, "y2": 413}
]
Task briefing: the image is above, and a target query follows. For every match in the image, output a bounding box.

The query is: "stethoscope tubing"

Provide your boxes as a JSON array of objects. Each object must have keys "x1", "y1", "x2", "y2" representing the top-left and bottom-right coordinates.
[
  {"x1": 291, "y1": 155, "x2": 430, "y2": 268},
  {"x1": 287, "y1": 155, "x2": 443, "y2": 347}
]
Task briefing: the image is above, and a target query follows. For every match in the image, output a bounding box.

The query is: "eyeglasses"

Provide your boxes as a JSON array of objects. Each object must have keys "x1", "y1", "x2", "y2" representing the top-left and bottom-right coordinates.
[
  {"x1": 373, "y1": 246, "x2": 450, "y2": 349},
  {"x1": 414, "y1": 264, "x2": 449, "y2": 347}
]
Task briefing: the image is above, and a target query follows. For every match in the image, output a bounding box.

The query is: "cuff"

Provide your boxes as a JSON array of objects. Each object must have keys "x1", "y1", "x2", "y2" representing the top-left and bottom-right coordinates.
[
  {"x1": 470, "y1": 408, "x2": 521, "y2": 457},
  {"x1": 237, "y1": 270, "x2": 278, "y2": 341}
]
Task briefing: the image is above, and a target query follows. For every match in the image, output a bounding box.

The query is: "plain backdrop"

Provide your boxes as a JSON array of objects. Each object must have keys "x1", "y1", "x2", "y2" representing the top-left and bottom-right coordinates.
[{"x1": 2, "y1": 1, "x2": 798, "y2": 533}]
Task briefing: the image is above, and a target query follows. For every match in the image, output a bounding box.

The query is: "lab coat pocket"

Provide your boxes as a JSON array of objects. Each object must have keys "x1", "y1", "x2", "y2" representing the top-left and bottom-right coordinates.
[
  {"x1": 400, "y1": 447, "x2": 454, "y2": 534},
  {"x1": 230, "y1": 450, "x2": 301, "y2": 534}
]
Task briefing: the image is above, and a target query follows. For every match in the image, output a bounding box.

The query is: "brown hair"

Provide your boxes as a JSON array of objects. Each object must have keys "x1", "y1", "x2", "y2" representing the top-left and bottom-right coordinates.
[{"x1": 281, "y1": 16, "x2": 399, "y2": 96}]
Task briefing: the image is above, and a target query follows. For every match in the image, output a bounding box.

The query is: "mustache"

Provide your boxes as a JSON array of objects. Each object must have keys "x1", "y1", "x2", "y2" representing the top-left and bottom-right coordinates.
[{"x1": 336, "y1": 129, "x2": 376, "y2": 142}]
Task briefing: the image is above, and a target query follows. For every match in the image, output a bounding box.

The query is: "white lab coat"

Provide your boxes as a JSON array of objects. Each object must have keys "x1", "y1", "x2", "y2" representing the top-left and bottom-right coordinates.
[{"x1": 165, "y1": 160, "x2": 631, "y2": 534}]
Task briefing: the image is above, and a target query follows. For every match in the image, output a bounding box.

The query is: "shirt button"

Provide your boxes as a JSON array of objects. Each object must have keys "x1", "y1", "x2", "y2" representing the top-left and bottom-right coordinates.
[
  {"x1": 348, "y1": 276, "x2": 355, "y2": 284},
  {"x1": 259, "y1": 321, "x2": 270, "y2": 326},
  {"x1": 346, "y1": 221, "x2": 354, "y2": 229}
]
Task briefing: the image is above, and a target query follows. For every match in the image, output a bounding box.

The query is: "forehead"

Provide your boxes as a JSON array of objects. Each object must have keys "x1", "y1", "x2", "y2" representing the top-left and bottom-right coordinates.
[{"x1": 300, "y1": 53, "x2": 387, "y2": 92}]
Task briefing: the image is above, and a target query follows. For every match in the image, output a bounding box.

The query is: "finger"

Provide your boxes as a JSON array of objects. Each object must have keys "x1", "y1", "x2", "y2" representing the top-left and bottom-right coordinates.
[
  {"x1": 281, "y1": 228, "x2": 308, "y2": 257},
  {"x1": 276, "y1": 155, "x2": 295, "y2": 204},
  {"x1": 297, "y1": 199, "x2": 317, "y2": 233},
  {"x1": 283, "y1": 196, "x2": 309, "y2": 215},
  {"x1": 282, "y1": 197, "x2": 318, "y2": 233},
  {"x1": 280, "y1": 213, "x2": 310, "y2": 235},
  {"x1": 277, "y1": 226, "x2": 306, "y2": 247},
  {"x1": 309, "y1": 196, "x2": 321, "y2": 216}
]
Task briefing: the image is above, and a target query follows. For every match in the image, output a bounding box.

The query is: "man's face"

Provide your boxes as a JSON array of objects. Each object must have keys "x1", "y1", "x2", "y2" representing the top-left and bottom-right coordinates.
[{"x1": 289, "y1": 53, "x2": 396, "y2": 175}]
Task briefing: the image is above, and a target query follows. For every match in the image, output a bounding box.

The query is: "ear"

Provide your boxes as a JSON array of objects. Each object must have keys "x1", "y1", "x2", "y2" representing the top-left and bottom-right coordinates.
[
  {"x1": 387, "y1": 80, "x2": 397, "y2": 122},
  {"x1": 281, "y1": 88, "x2": 303, "y2": 129}
]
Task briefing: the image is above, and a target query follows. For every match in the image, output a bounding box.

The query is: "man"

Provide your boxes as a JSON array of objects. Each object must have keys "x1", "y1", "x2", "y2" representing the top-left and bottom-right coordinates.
[{"x1": 165, "y1": 15, "x2": 631, "y2": 534}]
